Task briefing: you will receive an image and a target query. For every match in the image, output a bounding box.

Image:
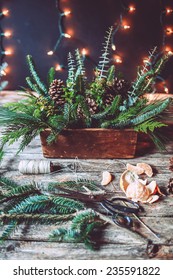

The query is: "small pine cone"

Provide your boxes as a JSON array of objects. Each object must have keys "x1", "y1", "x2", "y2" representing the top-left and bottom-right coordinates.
[
  {"x1": 103, "y1": 92, "x2": 115, "y2": 107},
  {"x1": 167, "y1": 178, "x2": 173, "y2": 194},
  {"x1": 113, "y1": 77, "x2": 130, "y2": 99},
  {"x1": 49, "y1": 79, "x2": 65, "y2": 106},
  {"x1": 86, "y1": 95, "x2": 98, "y2": 114},
  {"x1": 77, "y1": 105, "x2": 84, "y2": 119}
]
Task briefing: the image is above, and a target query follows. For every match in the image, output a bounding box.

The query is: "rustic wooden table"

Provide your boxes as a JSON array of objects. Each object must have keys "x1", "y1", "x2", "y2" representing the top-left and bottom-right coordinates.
[{"x1": 0, "y1": 91, "x2": 173, "y2": 260}]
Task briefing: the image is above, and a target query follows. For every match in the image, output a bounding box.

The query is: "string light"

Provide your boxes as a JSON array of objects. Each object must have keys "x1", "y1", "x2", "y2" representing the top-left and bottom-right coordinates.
[
  {"x1": 164, "y1": 86, "x2": 169, "y2": 94},
  {"x1": 47, "y1": 50, "x2": 54, "y2": 56},
  {"x1": 166, "y1": 8, "x2": 173, "y2": 15},
  {"x1": 128, "y1": 5, "x2": 136, "y2": 13},
  {"x1": 81, "y1": 48, "x2": 88, "y2": 57},
  {"x1": 114, "y1": 55, "x2": 123, "y2": 64},
  {"x1": 165, "y1": 27, "x2": 173, "y2": 35},
  {"x1": 122, "y1": 24, "x2": 130, "y2": 30},
  {"x1": 2, "y1": 49, "x2": 12, "y2": 55},
  {"x1": 63, "y1": 10, "x2": 71, "y2": 16},
  {"x1": 1, "y1": 30, "x2": 12, "y2": 37},
  {"x1": 0, "y1": 9, "x2": 9, "y2": 16},
  {"x1": 47, "y1": 0, "x2": 71, "y2": 56},
  {"x1": 0, "y1": 8, "x2": 10, "y2": 90},
  {"x1": 55, "y1": 63, "x2": 64, "y2": 71},
  {"x1": 111, "y1": 44, "x2": 116, "y2": 51},
  {"x1": 63, "y1": 32, "x2": 71, "y2": 38}
]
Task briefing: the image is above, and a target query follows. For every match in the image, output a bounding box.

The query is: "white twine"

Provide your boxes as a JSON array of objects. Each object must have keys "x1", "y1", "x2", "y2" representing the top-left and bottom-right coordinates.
[{"x1": 18, "y1": 160, "x2": 52, "y2": 174}]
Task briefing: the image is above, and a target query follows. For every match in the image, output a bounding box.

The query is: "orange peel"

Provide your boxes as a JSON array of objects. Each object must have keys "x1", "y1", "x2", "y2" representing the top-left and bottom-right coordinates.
[
  {"x1": 120, "y1": 169, "x2": 162, "y2": 204},
  {"x1": 137, "y1": 162, "x2": 153, "y2": 177},
  {"x1": 126, "y1": 163, "x2": 144, "y2": 175}
]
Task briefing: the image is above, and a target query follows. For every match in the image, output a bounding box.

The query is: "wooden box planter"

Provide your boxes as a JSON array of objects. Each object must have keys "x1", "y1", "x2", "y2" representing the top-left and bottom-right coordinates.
[
  {"x1": 40, "y1": 128, "x2": 138, "y2": 159},
  {"x1": 39, "y1": 94, "x2": 172, "y2": 159}
]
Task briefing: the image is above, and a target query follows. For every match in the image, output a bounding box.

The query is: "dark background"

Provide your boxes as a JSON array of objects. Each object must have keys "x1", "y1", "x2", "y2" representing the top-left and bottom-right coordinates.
[{"x1": 1, "y1": 0, "x2": 173, "y2": 92}]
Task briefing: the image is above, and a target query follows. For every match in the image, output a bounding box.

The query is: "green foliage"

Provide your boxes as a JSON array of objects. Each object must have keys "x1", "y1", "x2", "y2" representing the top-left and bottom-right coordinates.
[
  {"x1": 26, "y1": 55, "x2": 48, "y2": 97},
  {"x1": 134, "y1": 120, "x2": 167, "y2": 133},
  {"x1": 101, "y1": 98, "x2": 170, "y2": 130},
  {"x1": 92, "y1": 95, "x2": 121, "y2": 120},
  {"x1": 49, "y1": 210, "x2": 104, "y2": 250},
  {"x1": 124, "y1": 49, "x2": 172, "y2": 110},
  {"x1": 97, "y1": 26, "x2": 114, "y2": 79},
  {"x1": 66, "y1": 52, "x2": 76, "y2": 91},
  {"x1": 0, "y1": 178, "x2": 106, "y2": 249},
  {"x1": 0, "y1": 28, "x2": 172, "y2": 159},
  {"x1": 47, "y1": 67, "x2": 56, "y2": 86},
  {"x1": 0, "y1": 221, "x2": 17, "y2": 243}
]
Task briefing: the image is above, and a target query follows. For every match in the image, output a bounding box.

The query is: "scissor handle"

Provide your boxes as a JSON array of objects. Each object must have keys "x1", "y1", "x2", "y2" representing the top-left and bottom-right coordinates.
[
  {"x1": 112, "y1": 213, "x2": 133, "y2": 228},
  {"x1": 101, "y1": 197, "x2": 141, "y2": 215}
]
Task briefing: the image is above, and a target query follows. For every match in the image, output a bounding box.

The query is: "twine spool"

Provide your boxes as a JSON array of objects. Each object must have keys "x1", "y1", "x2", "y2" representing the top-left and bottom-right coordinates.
[{"x1": 18, "y1": 160, "x2": 53, "y2": 174}]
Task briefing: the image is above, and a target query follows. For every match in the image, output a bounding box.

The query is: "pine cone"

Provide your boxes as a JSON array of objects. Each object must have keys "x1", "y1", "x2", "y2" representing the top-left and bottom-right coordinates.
[
  {"x1": 167, "y1": 178, "x2": 173, "y2": 194},
  {"x1": 86, "y1": 95, "x2": 99, "y2": 114},
  {"x1": 103, "y1": 92, "x2": 115, "y2": 107},
  {"x1": 103, "y1": 77, "x2": 130, "y2": 106},
  {"x1": 49, "y1": 79, "x2": 65, "y2": 106}
]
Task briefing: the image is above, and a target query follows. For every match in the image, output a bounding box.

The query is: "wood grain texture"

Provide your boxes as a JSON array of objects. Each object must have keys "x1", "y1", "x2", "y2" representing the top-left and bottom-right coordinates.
[
  {"x1": 0, "y1": 91, "x2": 173, "y2": 260},
  {"x1": 40, "y1": 129, "x2": 138, "y2": 159}
]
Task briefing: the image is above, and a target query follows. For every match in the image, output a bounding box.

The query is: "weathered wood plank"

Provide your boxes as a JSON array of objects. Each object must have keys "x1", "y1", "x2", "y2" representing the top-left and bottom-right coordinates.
[
  {"x1": 0, "y1": 91, "x2": 173, "y2": 260},
  {"x1": 1, "y1": 241, "x2": 173, "y2": 260},
  {"x1": 0, "y1": 217, "x2": 172, "y2": 244}
]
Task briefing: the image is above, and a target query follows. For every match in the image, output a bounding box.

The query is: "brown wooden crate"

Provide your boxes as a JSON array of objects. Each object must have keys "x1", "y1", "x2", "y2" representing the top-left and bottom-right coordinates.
[{"x1": 40, "y1": 128, "x2": 138, "y2": 159}]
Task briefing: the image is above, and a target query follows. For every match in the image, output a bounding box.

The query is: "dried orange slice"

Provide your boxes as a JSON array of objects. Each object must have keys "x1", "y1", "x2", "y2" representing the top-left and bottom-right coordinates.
[
  {"x1": 137, "y1": 163, "x2": 153, "y2": 177},
  {"x1": 101, "y1": 171, "x2": 112, "y2": 186},
  {"x1": 126, "y1": 163, "x2": 144, "y2": 175}
]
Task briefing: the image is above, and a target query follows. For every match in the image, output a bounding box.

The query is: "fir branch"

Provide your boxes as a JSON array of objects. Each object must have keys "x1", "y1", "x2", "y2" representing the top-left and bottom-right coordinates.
[
  {"x1": 0, "y1": 177, "x2": 19, "y2": 191},
  {"x1": 0, "y1": 213, "x2": 73, "y2": 225},
  {"x1": 0, "y1": 183, "x2": 39, "y2": 204},
  {"x1": 101, "y1": 98, "x2": 170, "y2": 129},
  {"x1": 49, "y1": 209, "x2": 103, "y2": 250},
  {"x1": 48, "y1": 179, "x2": 102, "y2": 193},
  {"x1": 26, "y1": 55, "x2": 48, "y2": 96},
  {"x1": 0, "y1": 221, "x2": 17, "y2": 243},
  {"x1": 92, "y1": 95, "x2": 121, "y2": 120}
]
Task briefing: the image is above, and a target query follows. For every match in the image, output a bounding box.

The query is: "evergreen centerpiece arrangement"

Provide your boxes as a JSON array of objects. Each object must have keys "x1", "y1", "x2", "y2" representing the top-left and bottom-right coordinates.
[{"x1": 0, "y1": 27, "x2": 172, "y2": 159}]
